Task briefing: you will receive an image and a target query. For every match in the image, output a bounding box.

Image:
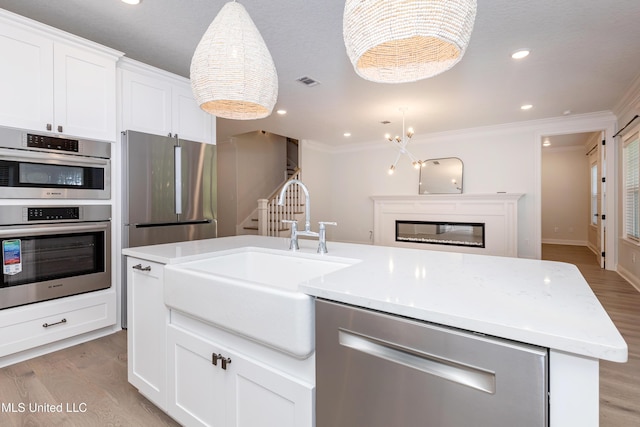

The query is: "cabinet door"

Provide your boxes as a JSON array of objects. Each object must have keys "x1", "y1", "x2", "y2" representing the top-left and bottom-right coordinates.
[
  {"x1": 228, "y1": 351, "x2": 314, "y2": 427},
  {"x1": 172, "y1": 84, "x2": 214, "y2": 144},
  {"x1": 0, "y1": 23, "x2": 54, "y2": 131},
  {"x1": 127, "y1": 257, "x2": 167, "y2": 409},
  {"x1": 167, "y1": 325, "x2": 227, "y2": 427},
  {"x1": 121, "y1": 68, "x2": 173, "y2": 137},
  {"x1": 53, "y1": 42, "x2": 117, "y2": 141}
]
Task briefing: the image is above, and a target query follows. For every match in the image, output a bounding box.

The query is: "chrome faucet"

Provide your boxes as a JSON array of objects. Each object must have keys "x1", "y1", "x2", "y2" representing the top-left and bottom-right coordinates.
[{"x1": 277, "y1": 179, "x2": 337, "y2": 253}]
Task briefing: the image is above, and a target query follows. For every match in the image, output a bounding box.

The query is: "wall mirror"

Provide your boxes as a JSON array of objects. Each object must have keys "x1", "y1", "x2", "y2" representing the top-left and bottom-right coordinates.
[{"x1": 419, "y1": 157, "x2": 464, "y2": 194}]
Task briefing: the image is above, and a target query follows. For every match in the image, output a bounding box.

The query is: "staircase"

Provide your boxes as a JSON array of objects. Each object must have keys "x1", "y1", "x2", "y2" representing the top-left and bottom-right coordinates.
[{"x1": 239, "y1": 168, "x2": 304, "y2": 237}]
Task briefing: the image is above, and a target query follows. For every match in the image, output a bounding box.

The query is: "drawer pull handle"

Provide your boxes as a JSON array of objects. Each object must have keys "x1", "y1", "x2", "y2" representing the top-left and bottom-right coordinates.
[
  {"x1": 43, "y1": 318, "x2": 67, "y2": 328},
  {"x1": 132, "y1": 264, "x2": 151, "y2": 272}
]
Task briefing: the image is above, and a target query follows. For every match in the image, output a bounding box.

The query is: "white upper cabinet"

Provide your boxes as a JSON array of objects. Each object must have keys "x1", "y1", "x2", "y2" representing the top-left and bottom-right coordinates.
[
  {"x1": 0, "y1": 10, "x2": 121, "y2": 141},
  {"x1": 119, "y1": 58, "x2": 215, "y2": 144}
]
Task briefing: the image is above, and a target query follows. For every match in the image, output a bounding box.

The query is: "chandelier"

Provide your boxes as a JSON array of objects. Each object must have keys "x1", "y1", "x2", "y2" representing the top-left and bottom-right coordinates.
[
  {"x1": 387, "y1": 108, "x2": 423, "y2": 175},
  {"x1": 190, "y1": 1, "x2": 278, "y2": 120},
  {"x1": 343, "y1": 0, "x2": 477, "y2": 83}
]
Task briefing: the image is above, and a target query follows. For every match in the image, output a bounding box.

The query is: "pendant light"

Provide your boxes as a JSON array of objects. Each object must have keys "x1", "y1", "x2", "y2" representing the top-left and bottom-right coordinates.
[
  {"x1": 343, "y1": 0, "x2": 477, "y2": 84},
  {"x1": 387, "y1": 108, "x2": 423, "y2": 175},
  {"x1": 190, "y1": 1, "x2": 278, "y2": 120}
]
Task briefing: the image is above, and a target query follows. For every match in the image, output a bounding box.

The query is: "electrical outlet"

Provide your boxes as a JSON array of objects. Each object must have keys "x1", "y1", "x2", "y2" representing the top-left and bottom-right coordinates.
[{"x1": 554, "y1": 227, "x2": 559, "y2": 233}]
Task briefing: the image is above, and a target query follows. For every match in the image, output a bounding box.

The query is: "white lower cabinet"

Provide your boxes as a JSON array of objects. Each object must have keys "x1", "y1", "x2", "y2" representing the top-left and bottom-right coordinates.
[
  {"x1": 0, "y1": 290, "x2": 116, "y2": 362},
  {"x1": 167, "y1": 323, "x2": 314, "y2": 427},
  {"x1": 126, "y1": 257, "x2": 168, "y2": 409}
]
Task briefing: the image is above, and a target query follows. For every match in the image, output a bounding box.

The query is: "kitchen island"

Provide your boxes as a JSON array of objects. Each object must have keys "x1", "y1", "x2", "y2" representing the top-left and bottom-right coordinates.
[{"x1": 123, "y1": 235, "x2": 627, "y2": 427}]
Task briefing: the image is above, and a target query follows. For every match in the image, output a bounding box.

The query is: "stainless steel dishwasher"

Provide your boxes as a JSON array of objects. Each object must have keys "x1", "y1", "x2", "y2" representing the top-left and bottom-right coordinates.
[{"x1": 316, "y1": 299, "x2": 548, "y2": 427}]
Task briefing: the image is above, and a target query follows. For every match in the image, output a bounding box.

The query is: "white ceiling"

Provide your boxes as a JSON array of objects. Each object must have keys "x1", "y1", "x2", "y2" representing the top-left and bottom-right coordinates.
[{"x1": 1, "y1": 0, "x2": 639, "y2": 147}]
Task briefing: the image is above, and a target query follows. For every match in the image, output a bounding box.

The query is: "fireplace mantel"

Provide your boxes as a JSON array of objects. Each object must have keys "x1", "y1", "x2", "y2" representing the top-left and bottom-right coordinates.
[{"x1": 371, "y1": 194, "x2": 524, "y2": 257}]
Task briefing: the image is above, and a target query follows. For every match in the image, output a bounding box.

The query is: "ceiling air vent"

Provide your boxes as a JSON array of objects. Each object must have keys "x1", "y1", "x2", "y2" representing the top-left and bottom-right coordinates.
[{"x1": 296, "y1": 76, "x2": 320, "y2": 87}]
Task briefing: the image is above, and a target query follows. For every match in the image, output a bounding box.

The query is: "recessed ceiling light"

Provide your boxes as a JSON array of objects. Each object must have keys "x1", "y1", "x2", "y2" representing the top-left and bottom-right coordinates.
[
  {"x1": 122, "y1": 0, "x2": 141, "y2": 4},
  {"x1": 343, "y1": 132, "x2": 351, "y2": 137},
  {"x1": 543, "y1": 138, "x2": 551, "y2": 147},
  {"x1": 511, "y1": 49, "x2": 530, "y2": 59},
  {"x1": 276, "y1": 109, "x2": 287, "y2": 115},
  {"x1": 521, "y1": 104, "x2": 533, "y2": 110}
]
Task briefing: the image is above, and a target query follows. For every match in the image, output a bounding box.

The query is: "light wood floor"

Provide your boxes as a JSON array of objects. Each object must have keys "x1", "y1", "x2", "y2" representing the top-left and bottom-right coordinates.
[
  {"x1": 542, "y1": 244, "x2": 640, "y2": 427},
  {"x1": 0, "y1": 330, "x2": 179, "y2": 427},
  {"x1": 0, "y1": 245, "x2": 637, "y2": 426}
]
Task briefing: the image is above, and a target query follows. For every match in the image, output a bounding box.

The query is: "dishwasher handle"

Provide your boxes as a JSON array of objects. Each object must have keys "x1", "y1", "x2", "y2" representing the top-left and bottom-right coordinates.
[{"x1": 339, "y1": 328, "x2": 496, "y2": 394}]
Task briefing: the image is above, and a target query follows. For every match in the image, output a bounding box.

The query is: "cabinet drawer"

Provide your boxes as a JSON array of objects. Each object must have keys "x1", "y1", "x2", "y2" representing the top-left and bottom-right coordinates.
[{"x1": 0, "y1": 291, "x2": 116, "y2": 357}]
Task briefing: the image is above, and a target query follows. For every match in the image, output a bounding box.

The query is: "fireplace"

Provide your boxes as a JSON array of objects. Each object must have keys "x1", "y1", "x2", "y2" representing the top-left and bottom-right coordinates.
[
  {"x1": 396, "y1": 220, "x2": 485, "y2": 248},
  {"x1": 371, "y1": 194, "x2": 523, "y2": 257}
]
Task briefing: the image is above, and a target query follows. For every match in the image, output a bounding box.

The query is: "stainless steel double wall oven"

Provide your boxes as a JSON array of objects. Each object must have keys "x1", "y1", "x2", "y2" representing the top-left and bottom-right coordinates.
[
  {"x1": 0, "y1": 126, "x2": 112, "y2": 309},
  {"x1": 0, "y1": 205, "x2": 111, "y2": 309}
]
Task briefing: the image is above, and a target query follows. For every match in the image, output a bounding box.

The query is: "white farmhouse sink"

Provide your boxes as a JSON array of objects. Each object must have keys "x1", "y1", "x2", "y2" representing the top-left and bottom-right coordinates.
[{"x1": 164, "y1": 247, "x2": 359, "y2": 358}]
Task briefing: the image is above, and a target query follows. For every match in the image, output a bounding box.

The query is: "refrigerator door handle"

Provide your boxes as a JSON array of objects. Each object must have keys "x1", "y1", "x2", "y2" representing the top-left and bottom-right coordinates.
[{"x1": 174, "y1": 145, "x2": 182, "y2": 215}]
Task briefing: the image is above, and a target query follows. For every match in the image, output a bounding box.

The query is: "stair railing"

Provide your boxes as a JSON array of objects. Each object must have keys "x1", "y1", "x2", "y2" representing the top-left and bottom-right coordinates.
[{"x1": 257, "y1": 168, "x2": 302, "y2": 236}]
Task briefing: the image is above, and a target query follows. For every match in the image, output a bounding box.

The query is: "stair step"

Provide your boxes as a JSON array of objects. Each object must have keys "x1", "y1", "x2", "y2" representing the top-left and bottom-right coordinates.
[{"x1": 243, "y1": 226, "x2": 290, "y2": 232}]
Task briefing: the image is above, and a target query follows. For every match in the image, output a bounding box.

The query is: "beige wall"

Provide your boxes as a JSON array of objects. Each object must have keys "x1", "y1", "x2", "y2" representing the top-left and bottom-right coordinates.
[
  {"x1": 615, "y1": 73, "x2": 640, "y2": 289},
  {"x1": 217, "y1": 131, "x2": 287, "y2": 236},
  {"x1": 541, "y1": 147, "x2": 589, "y2": 245}
]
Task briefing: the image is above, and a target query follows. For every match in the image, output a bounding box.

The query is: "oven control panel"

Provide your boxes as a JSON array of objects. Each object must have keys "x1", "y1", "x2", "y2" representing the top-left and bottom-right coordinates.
[
  {"x1": 27, "y1": 207, "x2": 80, "y2": 221},
  {"x1": 26, "y1": 133, "x2": 79, "y2": 152}
]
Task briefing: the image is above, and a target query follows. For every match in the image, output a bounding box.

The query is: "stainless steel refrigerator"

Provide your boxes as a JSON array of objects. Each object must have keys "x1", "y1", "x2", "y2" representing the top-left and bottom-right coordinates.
[{"x1": 121, "y1": 130, "x2": 217, "y2": 327}]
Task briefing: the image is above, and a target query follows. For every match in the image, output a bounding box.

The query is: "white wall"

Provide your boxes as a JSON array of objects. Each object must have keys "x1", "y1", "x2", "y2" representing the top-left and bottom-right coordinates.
[
  {"x1": 302, "y1": 112, "x2": 617, "y2": 260},
  {"x1": 541, "y1": 147, "x2": 589, "y2": 245}
]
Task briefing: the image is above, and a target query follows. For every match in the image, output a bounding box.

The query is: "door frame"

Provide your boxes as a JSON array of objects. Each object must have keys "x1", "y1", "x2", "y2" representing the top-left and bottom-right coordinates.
[{"x1": 533, "y1": 113, "x2": 617, "y2": 270}]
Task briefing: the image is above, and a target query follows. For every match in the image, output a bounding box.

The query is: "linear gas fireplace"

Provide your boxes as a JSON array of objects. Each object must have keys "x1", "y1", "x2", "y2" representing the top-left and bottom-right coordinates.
[
  {"x1": 395, "y1": 220, "x2": 485, "y2": 248},
  {"x1": 372, "y1": 194, "x2": 522, "y2": 256}
]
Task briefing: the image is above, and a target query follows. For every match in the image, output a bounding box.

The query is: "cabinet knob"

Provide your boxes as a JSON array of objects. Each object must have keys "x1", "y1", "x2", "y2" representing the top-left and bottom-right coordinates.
[
  {"x1": 46, "y1": 123, "x2": 52, "y2": 131},
  {"x1": 57, "y1": 125, "x2": 63, "y2": 133},
  {"x1": 211, "y1": 353, "x2": 232, "y2": 369},
  {"x1": 212, "y1": 353, "x2": 221, "y2": 366},
  {"x1": 221, "y1": 357, "x2": 232, "y2": 370}
]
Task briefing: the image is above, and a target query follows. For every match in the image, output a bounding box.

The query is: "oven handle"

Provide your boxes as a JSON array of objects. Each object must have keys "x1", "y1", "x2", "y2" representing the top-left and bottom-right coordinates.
[
  {"x1": 0, "y1": 222, "x2": 109, "y2": 237},
  {"x1": 0, "y1": 147, "x2": 110, "y2": 167}
]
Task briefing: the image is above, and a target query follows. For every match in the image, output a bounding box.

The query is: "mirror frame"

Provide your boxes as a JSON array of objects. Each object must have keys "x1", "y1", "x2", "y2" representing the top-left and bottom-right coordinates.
[{"x1": 418, "y1": 157, "x2": 464, "y2": 194}]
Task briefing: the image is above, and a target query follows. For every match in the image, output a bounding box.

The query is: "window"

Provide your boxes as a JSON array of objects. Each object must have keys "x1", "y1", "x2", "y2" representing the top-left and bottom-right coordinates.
[
  {"x1": 591, "y1": 163, "x2": 598, "y2": 226},
  {"x1": 624, "y1": 131, "x2": 640, "y2": 240}
]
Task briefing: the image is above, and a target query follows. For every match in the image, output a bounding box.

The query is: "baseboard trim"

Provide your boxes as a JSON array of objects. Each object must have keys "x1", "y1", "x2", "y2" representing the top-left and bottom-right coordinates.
[
  {"x1": 615, "y1": 265, "x2": 640, "y2": 293},
  {"x1": 541, "y1": 239, "x2": 589, "y2": 246}
]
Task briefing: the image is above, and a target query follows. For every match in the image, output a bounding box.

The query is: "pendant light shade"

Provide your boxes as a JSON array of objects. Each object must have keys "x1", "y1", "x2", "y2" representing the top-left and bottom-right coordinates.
[
  {"x1": 190, "y1": 1, "x2": 278, "y2": 120},
  {"x1": 343, "y1": 0, "x2": 477, "y2": 83}
]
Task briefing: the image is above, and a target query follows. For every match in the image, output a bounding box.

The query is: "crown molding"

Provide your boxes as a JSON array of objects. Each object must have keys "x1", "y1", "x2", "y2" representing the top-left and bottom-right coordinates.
[{"x1": 308, "y1": 111, "x2": 617, "y2": 154}]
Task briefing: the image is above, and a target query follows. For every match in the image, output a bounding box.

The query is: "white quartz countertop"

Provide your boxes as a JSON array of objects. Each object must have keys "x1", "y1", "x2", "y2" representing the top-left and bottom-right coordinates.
[{"x1": 123, "y1": 235, "x2": 628, "y2": 362}]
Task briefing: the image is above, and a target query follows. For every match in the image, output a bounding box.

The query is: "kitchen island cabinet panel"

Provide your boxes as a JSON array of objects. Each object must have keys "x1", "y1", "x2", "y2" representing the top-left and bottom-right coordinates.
[
  {"x1": 167, "y1": 323, "x2": 313, "y2": 427},
  {"x1": 127, "y1": 257, "x2": 168, "y2": 409}
]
